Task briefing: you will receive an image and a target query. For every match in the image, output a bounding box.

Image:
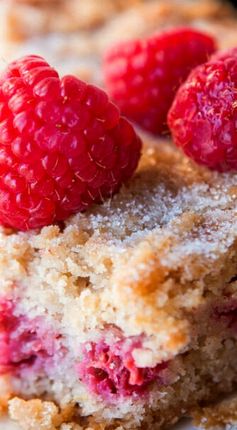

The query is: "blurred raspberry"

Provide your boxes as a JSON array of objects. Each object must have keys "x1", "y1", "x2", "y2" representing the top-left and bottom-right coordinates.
[
  {"x1": 168, "y1": 50, "x2": 237, "y2": 171},
  {"x1": 0, "y1": 55, "x2": 141, "y2": 230},
  {"x1": 104, "y1": 27, "x2": 216, "y2": 134}
]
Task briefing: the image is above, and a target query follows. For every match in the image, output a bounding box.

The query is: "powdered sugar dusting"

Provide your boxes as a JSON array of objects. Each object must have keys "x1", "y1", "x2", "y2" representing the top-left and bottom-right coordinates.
[{"x1": 66, "y1": 141, "x2": 237, "y2": 269}]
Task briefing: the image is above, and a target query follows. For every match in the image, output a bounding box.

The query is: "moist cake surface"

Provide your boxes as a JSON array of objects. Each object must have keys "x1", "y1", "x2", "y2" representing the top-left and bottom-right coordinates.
[{"x1": 1, "y1": 1, "x2": 237, "y2": 429}]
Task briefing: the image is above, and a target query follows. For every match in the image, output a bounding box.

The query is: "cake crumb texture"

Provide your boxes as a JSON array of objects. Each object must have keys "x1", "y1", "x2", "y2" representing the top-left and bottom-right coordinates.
[
  {"x1": 9, "y1": 398, "x2": 122, "y2": 429},
  {"x1": 9, "y1": 398, "x2": 80, "y2": 430},
  {"x1": 192, "y1": 396, "x2": 237, "y2": 428}
]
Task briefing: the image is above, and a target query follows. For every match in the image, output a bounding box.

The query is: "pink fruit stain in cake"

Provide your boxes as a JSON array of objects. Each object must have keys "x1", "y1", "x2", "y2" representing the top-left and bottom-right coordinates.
[
  {"x1": 0, "y1": 298, "x2": 58, "y2": 374},
  {"x1": 77, "y1": 337, "x2": 168, "y2": 401},
  {"x1": 213, "y1": 298, "x2": 237, "y2": 331}
]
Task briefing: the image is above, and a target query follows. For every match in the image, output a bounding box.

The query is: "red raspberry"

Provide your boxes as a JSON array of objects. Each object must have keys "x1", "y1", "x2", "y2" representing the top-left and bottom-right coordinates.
[
  {"x1": 0, "y1": 55, "x2": 141, "y2": 231},
  {"x1": 168, "y1": 51, "x2": 237, "y2": 171},
  {"x1": 0, "y1": 299, "x2": 57, "y2": 374},
  {"x1": 77, "y1": 338, "x2": 168, "y2": 401},
  {"x1": 103, "y1": 27, "x2": 216, "y2": 135}
]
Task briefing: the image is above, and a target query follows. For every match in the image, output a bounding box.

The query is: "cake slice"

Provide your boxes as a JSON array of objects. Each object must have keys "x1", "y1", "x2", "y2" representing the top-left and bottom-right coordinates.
[
  {"x1": 1, "y1": 2, "x2": 237, "y2": 429},
  {"x1": 0, "y1": 135, "x2": 237, "y2": 429}
]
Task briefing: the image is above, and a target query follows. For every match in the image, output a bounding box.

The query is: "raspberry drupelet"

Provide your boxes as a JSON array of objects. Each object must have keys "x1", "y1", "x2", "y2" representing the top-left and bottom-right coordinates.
[
  {"x1": 104, "y1": 27, "x2": 216, "y2": 135},
  {"x1": 168, "y1": 49, "x2": 237, "y2": 171},
  {"x1": 0, "y1": 55, "x2": 141, "y2": 231}
]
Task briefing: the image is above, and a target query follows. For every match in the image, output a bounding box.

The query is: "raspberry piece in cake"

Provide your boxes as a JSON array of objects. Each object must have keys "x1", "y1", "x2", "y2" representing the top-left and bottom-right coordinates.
[
  {"x1": 0, "y1": 55, "x2": 141, "y2": 231},
  {"x1": 104, "y1": 27, "x2": 216, "y2": 134},
  {"x1": 168, "y1": 50, "x2": 237, "y2": 171},
  {"x1": 77, "y1": 337, "x2": 168, "y2": 401},
  {"x1": 0, "y1": 298, "x2": 60, "y2": 375}
]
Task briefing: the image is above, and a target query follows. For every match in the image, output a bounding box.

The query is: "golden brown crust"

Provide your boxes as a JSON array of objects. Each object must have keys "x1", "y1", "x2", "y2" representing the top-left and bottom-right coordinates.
[
  {"x1": 8, "y1": 398, "x2": 120, "y2": 430},
  {"x1": 192, "y1": 396, "x2": 237, "y2": 428},
  {"x1": 8, "y1": 398, "x2": 79, "y2": 430}
]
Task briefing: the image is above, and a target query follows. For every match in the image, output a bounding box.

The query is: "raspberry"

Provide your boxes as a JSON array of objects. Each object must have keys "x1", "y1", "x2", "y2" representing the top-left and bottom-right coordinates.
[
  {"x1": 0, "y1": 55, "x2": 141, "y2": 231},
  {"x1": 0, "y1": 299, "x2": 57, "y2": 374},
  {"x1": 77, "y1": 338, "x2": 168, "y2": 401},
  {"x1": 168, "y1": 51, "x2": 237, "y2": 171},
  {"x1": 103, "y1": 27, "x2": 216, "y2": 135}
]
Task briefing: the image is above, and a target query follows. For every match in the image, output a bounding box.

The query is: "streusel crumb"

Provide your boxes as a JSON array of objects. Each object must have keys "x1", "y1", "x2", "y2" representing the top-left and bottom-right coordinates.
[
  {"x1": 192, "y1": 396, "x2": 237, "y2": 428},
  {"x1": 9, "y1": 398, "x2": 76, "y2": 430}
]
